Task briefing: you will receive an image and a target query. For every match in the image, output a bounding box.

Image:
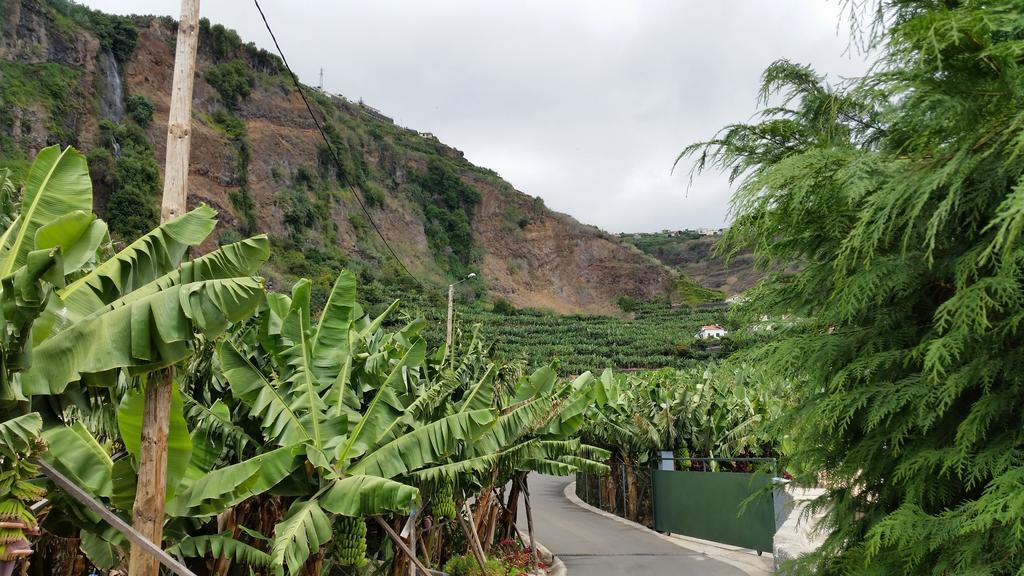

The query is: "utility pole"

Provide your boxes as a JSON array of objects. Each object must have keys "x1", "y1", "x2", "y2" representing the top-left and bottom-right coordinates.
[
  {"x1": 129, "y1": 1, "x2": 200, "y2": 575},
  {"x1": 318, "y1": 67, "x2": 324, "y2": 90},
  {"x1": 445, "y1": 272, "x2": 476, "y2": 357}
]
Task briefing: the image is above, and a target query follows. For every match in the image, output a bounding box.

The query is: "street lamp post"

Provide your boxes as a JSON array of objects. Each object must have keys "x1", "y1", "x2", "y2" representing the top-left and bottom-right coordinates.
[{"x1": 446, "y1": 272, "x2": 477, "y2": 355}]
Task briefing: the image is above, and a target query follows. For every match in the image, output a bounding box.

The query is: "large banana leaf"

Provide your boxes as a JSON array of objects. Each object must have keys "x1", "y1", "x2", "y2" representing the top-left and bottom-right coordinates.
[
  {"x1": 0, "y1": 412, "x2": 42, "y2": 456},
  {"x1": 21, "y1": 276, "x2": 264, "y2": 394},
  {"x1": 512, "y1": 365, "x2": 557, "y2": 403},
  {"x1": 42, "y1": 422, "x2": 114, "y2": 497},
  {"x1": 169, "y1": 532, "x2": 272, "y2": 567},
  {"x1": 117, "y1": 383, "x2": 192, "y2": 499},
  {"x1": 166, "y1": 444, "x2": 304, "y2": 518},
  {"x1": 319, "y1": 475, "x2": 419, "y2": 516},
  {"x1": 219, "y1": 341, "x2": 313, "y2": 447},
  {"x1": 456, "y1": 365, "x2": 496, "y2": 413},
  {"x1": 469, "y1": 396, "x2": 552, "y2": 456},
  {"x1": 310, "y1": 270, "x2": 356, "y2": 383},
  {"x1": 56, "y1": 204, "x2": 218, "y2": 321},
  {"x1": 336, "y1": 339, "x2": 426, "y2": 464},
  {"x1": 348, "y1": 408, "x2": 496, "y2": 478},
  {"x1": 0, "y1": 145, "x2": 91, "y2": 276},
  {"x1": 84, "y1": 235, "x2": 270, "y2": 319},
  {"x1": 271, "y1": 499, "x2": 332, "y2": 575},
  {"x1": 34, "y1": 210, "x2": 107, "y2": 275}
]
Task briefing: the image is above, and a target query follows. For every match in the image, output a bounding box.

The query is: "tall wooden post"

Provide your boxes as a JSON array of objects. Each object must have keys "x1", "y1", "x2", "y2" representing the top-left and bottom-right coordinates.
[
  {"x1": 445, "y1": 283, "x2": 454, "y2": 355},
  {"x1": 128, "y1": 2, "x2": 200, "y2": 575},
  {"x1": 160, "y1": 0, "x2": 201, "y2": 223},
  {"x1": 521, "y1": 476, "x2": 539, "y2": 569}
]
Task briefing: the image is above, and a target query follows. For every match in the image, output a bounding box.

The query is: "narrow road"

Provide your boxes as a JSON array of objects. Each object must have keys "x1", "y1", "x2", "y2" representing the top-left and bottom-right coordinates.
[{"x1": 519, "y1": 475, "x2": 749, "y2": 576}]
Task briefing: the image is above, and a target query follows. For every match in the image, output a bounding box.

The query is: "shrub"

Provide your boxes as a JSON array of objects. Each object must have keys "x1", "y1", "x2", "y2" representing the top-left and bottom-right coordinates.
[
  {"x1": 414, "y1": 158, "x2": 481, "y2": 275},
  {"x1": 492, "y1": 298, "x2": 516, "y2": 315},
  {"x1": 217, "y1": 229, "x2": 243, "y2": 246},
  {"x1": 93, "y1": 121, "x2": 159, "y2": 239},
  {"x1": 204, "y1": 60, "x2": 254, "y2": 108},
  {"x1": 125, "y1": 94, "x2": 153, "y2": 127},
  {"x1": 50, "y1": 1, "x2": 137, "y2": 63},
  {"x1": 616, "y1": 295, "x2": 642, "y2": 313},
  {"x1": 361, "y1": 183, "x2": 385, "y2": 209},
  {"x1": 442, "y1": 554, "x2": 510, "y2": 576}
]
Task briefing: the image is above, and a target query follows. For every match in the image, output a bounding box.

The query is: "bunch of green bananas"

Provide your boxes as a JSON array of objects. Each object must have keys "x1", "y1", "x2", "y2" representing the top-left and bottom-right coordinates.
[
  {"x1": 332, "y1": 515, "x2": 366, "y2": 567},
  {"x1": 0, "y1": 446, "x2": 45, "y2": 562},
  {"x1": 432, "y1": 481, "x2": 456, "y2": 520}
]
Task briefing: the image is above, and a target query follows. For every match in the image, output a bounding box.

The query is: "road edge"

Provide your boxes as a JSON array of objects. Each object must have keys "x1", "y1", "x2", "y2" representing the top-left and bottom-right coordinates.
[
  {"x1": 562, "y1": 481, "x2": 771, "y2": 576},
  {"x1": 519, "y1": 532, "x2": 567, "y2": 576}
]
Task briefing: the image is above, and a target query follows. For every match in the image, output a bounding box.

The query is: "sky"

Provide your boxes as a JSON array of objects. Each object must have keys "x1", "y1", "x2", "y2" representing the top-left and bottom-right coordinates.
[{"x1": 82, "y1": 0, "x2": 872, "y2": 233}]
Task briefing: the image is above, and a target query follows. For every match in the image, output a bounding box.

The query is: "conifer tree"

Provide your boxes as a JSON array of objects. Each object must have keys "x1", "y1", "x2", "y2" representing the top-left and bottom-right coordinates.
[{"x1": 681, "y1": 1, "x2": 1024, "y2": 573}]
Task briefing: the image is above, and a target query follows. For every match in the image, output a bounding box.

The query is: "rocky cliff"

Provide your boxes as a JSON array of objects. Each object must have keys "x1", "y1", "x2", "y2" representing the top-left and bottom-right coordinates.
[{"x1": 0, "y1": 0, "x2": 674, "y2": 313}]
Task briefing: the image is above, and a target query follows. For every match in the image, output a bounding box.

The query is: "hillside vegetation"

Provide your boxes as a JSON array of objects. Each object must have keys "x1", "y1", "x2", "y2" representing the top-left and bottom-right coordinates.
[
  {"x1": 621, "y1": 230, "x2": 763, "y2": 297},
  {"x1": 0, "y1": 0, "x2": 674, "y2": 314}
]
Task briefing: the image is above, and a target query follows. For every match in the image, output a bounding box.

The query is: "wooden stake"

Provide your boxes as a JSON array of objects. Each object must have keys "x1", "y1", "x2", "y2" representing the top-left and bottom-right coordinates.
[
  {"x1": 407, "y1": 511, "x2": 417, "y2": 576},
  {"x1": 456, "y1": 503, "x2": 488, "y2": 574},
  {"x1": 521, "y1": 476, "x2": 539, "y2": 569},
  {"x1": 374, "y1": 517, "x2": 433, "y2": 576},
  {"x1": 129, "y1": 2, "x2": 200, "y2": 575}
]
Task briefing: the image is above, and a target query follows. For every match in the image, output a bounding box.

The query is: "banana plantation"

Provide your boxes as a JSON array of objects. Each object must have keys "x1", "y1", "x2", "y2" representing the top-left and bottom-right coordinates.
[{"x1": 0, "y1": 148, "x2": 621, "y2": 575}]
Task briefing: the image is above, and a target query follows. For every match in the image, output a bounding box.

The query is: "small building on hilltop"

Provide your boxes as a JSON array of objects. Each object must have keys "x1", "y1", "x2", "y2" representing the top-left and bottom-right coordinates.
[{"x1": 695, "y1": 324, "x2": 728, "y2": 340}]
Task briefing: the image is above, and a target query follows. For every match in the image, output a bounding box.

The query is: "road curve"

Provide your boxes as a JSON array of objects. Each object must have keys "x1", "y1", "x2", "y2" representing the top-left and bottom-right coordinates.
[{"x1": 518, "y1": 474, "x2": 748, "y2": 576}]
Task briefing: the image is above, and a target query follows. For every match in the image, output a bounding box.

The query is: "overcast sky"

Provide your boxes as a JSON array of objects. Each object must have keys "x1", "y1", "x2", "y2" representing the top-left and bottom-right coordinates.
[{"x1": 82, "y1": 1, "x2": 870, "y2": 232}]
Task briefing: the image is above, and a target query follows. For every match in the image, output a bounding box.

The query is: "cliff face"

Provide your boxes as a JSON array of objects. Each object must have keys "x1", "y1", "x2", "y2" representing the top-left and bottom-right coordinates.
[{"x1": 0, "y1": 0, "x2": 674, "y2": 314}]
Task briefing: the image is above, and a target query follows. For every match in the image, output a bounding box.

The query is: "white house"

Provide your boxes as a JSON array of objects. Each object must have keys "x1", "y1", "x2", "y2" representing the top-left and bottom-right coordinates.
[{"x1": 695, "y1": 324, "x2": 728, "y2": 340}]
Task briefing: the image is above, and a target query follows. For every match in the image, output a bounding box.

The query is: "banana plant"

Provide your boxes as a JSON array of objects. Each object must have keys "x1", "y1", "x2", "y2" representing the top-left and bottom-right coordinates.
[
  {"x1": 0, "y1": 146, "x2": 275, "y2": 571},
  {"x1": 209, "y1": 272, "x2": 498, "y2": 574}
]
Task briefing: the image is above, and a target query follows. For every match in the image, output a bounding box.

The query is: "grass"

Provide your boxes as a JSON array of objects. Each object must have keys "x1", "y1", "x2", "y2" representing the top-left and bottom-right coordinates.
[{"x1": 0, "y1": 61, "x2": 84, "y2": 148}]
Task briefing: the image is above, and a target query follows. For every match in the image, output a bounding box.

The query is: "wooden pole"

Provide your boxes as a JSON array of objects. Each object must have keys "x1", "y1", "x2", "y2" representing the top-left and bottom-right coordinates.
[
  {"x1": 160, "y1": 0, "x2": 202, "y2": 223},
  {"x1": 374, "y1": 517, "x2": 433, "y2": 576},
  {"x1": 521, "y1": 476, "x2": 539, "y2": 569},
  {"x1": 445, "y1": 283, "x2": 454, "y2": 359},
  {"x1": 129, "y1": 2, "x2": 200, "y2": 575},
  {"x1": 456, "y1": 502, "x2": 488, "y2": 574},
  {"x1": 407, "y1": 511, "x2": 417, "y2": 576}
]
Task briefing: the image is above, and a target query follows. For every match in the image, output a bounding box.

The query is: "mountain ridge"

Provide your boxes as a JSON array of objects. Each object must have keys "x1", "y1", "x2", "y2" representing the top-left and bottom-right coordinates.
[{"x1": 0, "y1": 0, "x2": 676, "y2": 313}]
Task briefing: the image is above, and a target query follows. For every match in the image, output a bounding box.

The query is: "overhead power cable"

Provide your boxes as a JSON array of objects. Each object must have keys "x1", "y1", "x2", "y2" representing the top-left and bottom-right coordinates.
[{"x1": 252, "y1": 0, "x2": 424, "y2": 287}]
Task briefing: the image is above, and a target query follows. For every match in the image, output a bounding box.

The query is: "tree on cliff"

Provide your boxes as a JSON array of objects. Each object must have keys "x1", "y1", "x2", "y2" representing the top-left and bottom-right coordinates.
[{"x1": 681, "y1": 1, "x2": 1024, "y2": 573}]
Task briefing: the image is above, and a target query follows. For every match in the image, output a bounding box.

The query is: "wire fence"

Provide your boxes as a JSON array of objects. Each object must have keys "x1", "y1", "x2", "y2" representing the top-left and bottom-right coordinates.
[{"x1": 575, "y1": 458, "x2": 655, "y2": 528}]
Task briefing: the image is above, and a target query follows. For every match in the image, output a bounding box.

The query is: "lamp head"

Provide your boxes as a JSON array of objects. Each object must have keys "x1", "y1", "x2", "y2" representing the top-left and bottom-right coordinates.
[{"x1": 467, "y1": 273, "x2": 477, "y2": 279}]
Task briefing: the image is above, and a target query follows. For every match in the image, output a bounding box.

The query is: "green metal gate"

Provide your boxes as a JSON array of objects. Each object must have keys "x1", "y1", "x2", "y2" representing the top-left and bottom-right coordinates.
[{"x1": 651, "y1": 458, "x2": 778, "y2": 553}]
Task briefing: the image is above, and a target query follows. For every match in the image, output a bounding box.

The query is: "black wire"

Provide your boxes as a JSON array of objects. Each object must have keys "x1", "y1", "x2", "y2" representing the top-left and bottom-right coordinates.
[{"x1": 252, "y1": 0, "x2": 424, "y2": 287}]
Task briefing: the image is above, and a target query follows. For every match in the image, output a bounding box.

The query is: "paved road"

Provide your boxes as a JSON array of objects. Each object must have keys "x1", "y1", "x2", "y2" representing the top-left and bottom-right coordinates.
[{"x1": 518, "y1": 475, "x2": 748, "y2": 576}]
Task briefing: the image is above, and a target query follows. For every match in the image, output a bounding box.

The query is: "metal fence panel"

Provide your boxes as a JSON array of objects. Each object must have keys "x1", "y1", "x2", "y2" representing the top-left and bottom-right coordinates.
[{"x1": 652, "y1": 470, "x2": 775, "y2": 553}]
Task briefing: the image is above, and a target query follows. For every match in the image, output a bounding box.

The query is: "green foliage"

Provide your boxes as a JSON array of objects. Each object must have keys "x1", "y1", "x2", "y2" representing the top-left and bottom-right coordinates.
[
  {"x1": 316, "y1": 121, "x2": 368, "y2": 187},
  {"x1": 205, "y1": 60, "x2": 255, "y2": 109},
  {"x1": 93, "y1": 121, "x2": 160, "y2": 239},
  {"x1": 581, "y1": 366, "x2": 783, "y2": 463},
  {"x1": 0, "y1": 61, "x2": 83, "y2": 147},
  {"x1": 199, "y1": 18, "x2": 241, "y2": 61},
  {"x1": 679, "y1": 2, "x2": 1024, "y2": 572},
  {"x1": 413, "y1": 158, "x2": 481, "y2": 276},
  {"x1": 672, "y1": 276, "x2": 725, "y2": 306},
  {"x1": 616, "y1": 294, "x2": 641, "y2": 313},
  {"x1": 48, "y1": 0, "x2": 137, "y2": 63},
  {"x1": 125, "y1": 94, "x2": 153, "y2": 127},
  {"x1": 491, "y1": 298, "x2": 516, "y2": 315},
  {"x1": 443, "y1": 554, "x2": 511, "y2": 576},
  {"x1": 209, "y1": 109, "x2": 257, "y2": 234}
]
